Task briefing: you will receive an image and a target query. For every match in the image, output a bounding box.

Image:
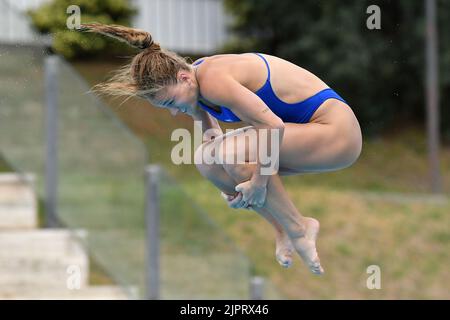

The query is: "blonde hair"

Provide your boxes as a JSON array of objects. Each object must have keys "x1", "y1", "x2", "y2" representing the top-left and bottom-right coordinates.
[{"x1": 79, "y1": 23, "x2": 192, "y2": 101}]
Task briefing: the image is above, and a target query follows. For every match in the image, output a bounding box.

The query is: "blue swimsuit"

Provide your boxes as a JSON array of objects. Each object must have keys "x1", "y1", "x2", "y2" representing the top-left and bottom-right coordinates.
[{"x1": 193, "y1": 53, "x2": 348, "y2": 123}]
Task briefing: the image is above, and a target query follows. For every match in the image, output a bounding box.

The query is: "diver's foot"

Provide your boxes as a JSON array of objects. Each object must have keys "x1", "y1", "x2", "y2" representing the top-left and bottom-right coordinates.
[
  {"x1": 292, "y1": 217, "x2": 324, "y2": 275},
  {"x1": 275, "y1": 232, "x2": 294, "y2": 268}
]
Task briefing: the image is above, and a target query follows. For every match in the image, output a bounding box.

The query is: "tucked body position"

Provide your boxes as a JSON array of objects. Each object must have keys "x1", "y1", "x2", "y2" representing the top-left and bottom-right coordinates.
[{"x1": 80, "y1": 24, "x2": 362, "y2": 275}]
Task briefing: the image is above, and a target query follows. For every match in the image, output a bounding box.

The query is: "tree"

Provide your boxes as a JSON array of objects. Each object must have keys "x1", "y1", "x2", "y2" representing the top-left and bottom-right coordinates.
[{"x1": 28, "y1": 0, "x2": 136, "y2": 59}]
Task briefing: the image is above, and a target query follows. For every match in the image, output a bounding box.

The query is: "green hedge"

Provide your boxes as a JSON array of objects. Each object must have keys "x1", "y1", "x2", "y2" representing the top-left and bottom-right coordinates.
[{"x1": 28, "y1": 0, "x2": 137, "y2": 59}]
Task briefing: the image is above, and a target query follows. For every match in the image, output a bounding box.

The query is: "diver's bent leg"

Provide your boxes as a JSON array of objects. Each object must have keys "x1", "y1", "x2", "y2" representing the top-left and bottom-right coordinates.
[
  {"x1": 223, "y1": 162, "x2": 324, "y2": 274},
  {"x1": 194, "y1": 143, "x2": 294, "y2": 267}
]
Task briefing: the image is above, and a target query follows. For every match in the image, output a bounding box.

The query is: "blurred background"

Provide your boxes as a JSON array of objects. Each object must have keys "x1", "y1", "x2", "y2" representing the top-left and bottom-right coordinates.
[{"x1": 0, "y1": 0, "x2": 448, "y2": 299}]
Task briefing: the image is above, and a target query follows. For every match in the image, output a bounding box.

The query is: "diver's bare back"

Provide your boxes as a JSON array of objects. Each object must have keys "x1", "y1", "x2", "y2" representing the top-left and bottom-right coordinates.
[{"x1": 194, "y1": 53, "x2": 330, "y2": 112}]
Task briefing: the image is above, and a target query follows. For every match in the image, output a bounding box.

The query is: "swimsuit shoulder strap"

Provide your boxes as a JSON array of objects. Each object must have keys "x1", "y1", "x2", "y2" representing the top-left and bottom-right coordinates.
[{"x1": 253, "y1": 52, "x2": 271, "y2": 82}]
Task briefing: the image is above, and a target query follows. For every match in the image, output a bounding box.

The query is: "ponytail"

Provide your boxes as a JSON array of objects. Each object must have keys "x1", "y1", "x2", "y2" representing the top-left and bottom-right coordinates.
[
  {"x1": 78, "y1": 23, "x2": 191, "y2": 100},
  {"x1": 79, "y1": 23, "x2": 160, "y2": 51}
]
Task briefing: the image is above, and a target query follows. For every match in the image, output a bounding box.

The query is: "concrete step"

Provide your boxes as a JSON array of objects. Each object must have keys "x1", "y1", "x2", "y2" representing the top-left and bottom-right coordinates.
[
  {"x1": 0, "y1": 285, "x2": 128, "y2": 300},
  {"x1": 0, "y1": 229, "x2": 89, "y2": 287},
  {"x1": 0, "y1": 229, "x2": 87, "y2": 258},
  {"x1": 0, "y1": 255, "x2": 89, "y2": 287},
  {"x1": 0, "y1": 173, "x2": 37, "y2": 228}
]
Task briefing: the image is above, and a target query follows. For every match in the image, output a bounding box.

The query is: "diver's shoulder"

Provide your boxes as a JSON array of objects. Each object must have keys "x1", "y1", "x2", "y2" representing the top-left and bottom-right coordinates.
[{"x1": 193, "y1": 56, "x2": 208, "y2": 65}]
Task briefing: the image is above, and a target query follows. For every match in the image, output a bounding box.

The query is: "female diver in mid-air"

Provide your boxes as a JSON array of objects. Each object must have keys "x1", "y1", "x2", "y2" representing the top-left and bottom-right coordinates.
[{"x1": 79, "y1": 24, "x2": 362, "y2": 275}]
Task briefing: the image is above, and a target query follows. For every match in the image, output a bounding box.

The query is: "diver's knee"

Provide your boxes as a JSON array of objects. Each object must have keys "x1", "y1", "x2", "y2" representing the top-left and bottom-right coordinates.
[{"x1": 223, "y1": 163, "x2": 254, "y2": 181}]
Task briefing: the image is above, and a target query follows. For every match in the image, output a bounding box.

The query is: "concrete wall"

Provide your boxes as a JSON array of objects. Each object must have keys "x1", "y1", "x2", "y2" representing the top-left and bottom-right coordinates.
[
  {"x1": 0, "y1": 0, "x2": 46, "y2": 45},
  {"x1": 132, "y1": 0, "x2": 231, "y2": 54}
]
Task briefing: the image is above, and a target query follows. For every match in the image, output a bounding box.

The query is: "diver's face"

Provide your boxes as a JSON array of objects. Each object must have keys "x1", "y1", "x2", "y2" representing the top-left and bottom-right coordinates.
[{"x1": 152, "y1": 70, "x2": 199, "y2": 116}]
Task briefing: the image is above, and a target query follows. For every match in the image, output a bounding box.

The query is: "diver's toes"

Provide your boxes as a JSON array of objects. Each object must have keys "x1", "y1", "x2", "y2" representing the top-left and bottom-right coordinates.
[
  {"x1": 277, "y1": 255, "x2": 293, "y2": 268},
  {"x1": 281, "y1": 260, "x2": 292, "y2": 268},
  {"x1": 310, "y1": 262, "x2": 324, "y2": 275}
]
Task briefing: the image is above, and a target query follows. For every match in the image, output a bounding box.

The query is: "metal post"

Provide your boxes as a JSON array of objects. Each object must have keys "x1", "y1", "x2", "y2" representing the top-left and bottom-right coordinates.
[
  {"x1": 145, "y1": 164, "x2": 161, "y2": 300},
  {"x1": 44, "y1": 54, "x2": 59, "y2": 228},
  {"x1": 250, "y1": 276, "x2": 265, "y2": 300},
  {"x1": 425, "y1": 0, "x2": 442, "y2": 193}
]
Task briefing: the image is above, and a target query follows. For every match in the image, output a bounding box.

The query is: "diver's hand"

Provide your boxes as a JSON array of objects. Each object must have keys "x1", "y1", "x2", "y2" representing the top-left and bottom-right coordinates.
[
  {"x1": 234, "y1": 180, "x2": 267, "y2": 208},
  {"x1": 220, "y1": 192, "x2": 252, "y2": 210}
]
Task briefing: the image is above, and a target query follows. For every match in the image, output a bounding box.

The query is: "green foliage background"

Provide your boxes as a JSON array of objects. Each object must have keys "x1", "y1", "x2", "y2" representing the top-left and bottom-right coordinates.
[
  {"x1": 223, "y1": 0, "x2": 450, "y2": 139},
  {"x1": 28, "y1": 0, "x2": 137, "y2": 59}
]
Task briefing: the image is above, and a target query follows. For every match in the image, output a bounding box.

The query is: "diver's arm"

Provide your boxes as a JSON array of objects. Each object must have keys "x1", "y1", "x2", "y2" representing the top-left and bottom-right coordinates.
[
  {"x1": 200, "y1": 72, "x2": 284, "y2": 186},
  {"x1": 191, "y1": 108, "x2": 223, "y2": 142}
]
